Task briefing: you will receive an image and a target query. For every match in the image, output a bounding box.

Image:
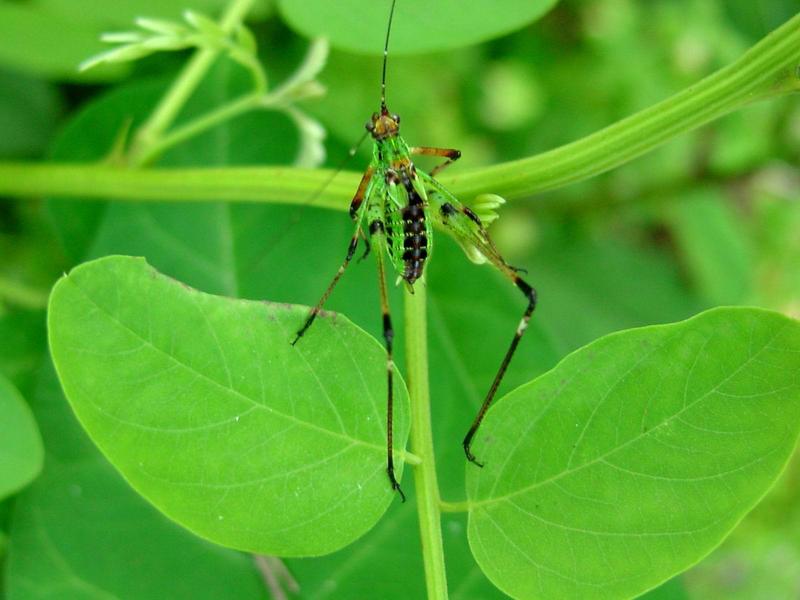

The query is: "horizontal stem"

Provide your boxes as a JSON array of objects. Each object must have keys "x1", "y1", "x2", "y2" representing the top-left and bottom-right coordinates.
[
  {"x1": 0, "y1": 13, "x2": 798, "y2": 209},
  {"x1": 451, "y1": 10, "x2": 800, "y2": 201},
  {"x1": 135, "y1": 93, "x2": 263, "y2": 165},
  {"x1": 0, "y1": 163, "x2": 360, "y2": 210}
]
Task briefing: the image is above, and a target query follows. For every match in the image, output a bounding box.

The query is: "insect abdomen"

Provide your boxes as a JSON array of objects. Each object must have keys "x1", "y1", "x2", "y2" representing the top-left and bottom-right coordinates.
[
  {"x1": 400, "y1": 185, "x2": 429, "y2": 284},
  {"x1": 401, "y1": 205, "x2": 426, "y2": 283}
]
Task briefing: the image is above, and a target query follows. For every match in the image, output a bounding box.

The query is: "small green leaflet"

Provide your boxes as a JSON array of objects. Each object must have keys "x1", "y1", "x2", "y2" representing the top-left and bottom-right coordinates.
[{"x1": 0, "y1": 375, "x2": 43, "y2": 499}]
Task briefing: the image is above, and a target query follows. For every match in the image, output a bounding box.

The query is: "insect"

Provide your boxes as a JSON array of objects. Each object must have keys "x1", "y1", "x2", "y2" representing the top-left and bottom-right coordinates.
[{"x1": 292, "y1": 0, "x2": 537, "y2": 501}]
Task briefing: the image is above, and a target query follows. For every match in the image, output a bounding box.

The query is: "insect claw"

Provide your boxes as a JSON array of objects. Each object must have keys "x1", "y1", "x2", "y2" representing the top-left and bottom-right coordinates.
[
  {"x1": 387, "y1": 468, "x2": 406, "y2": 502},
  {"x1": 463, "y1": 443, "x2": 485, "y2": 468},
  {"x1": 467, "y1": 455, "x2": 485, "y2": 469},
  {"x1": 291, "y1": 323, "x2": 310, "y2": 346},
  {"x1": 394, "y1": 482, "x2": 406, "y2": 503}
]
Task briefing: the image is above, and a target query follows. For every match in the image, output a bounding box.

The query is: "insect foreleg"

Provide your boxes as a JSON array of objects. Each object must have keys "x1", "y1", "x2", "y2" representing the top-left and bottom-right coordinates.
[
  {"x1": 291, "y1": 227, "x2": 362, "y2": 345},
  {"x1": 291, "y1": 169, "x2": 375, "y2": 345},
  {"x1": 409, "y1": 146, "x2": 461, "y2": 177},
  {"x1": 371, "y1": 221, "x2": 406, "y2": 501}
]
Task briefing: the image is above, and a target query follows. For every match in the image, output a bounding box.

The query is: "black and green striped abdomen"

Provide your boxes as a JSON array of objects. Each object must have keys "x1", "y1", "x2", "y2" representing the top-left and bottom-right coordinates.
[{"x1": 383, "y1": 174, "x2": 433, "y2": 286}]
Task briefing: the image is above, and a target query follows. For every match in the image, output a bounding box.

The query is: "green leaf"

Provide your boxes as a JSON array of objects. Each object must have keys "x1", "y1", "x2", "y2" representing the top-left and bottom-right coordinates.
[
  {"x1": 466, "y1": 307, "x2": 800, "y2": 599},
  {"x1": 0, "y1": 0, "x2": 244, "y2": 80},
  {"x1": 0, "y1": 67, "x2": 61, "y2": 158},
  {"x1": 0, "y1": 310, "x2": 47, "y2": 393},
  {"x1": 0, "y1": 375, "x2": 43, "y2": 499},
  {"x1": 6, "y1": 362, "x2": 268, "y2": 599},
  {"x1": 682, "y1": 445, "x2": 800, "y2": 599},
  {"x1": 639, "y1": 576, "x2": 689, "y2": 600},
  {"x1": 0, "y1": 2, "x2": 109, "y2": 81},
  {"x1": 751, "y1": 189, "x2": 800, "y2": 314},
  {"x1": 277, "y1": 0, "x2": 559, "y2": 54},
  {"x1": 48, "y1": 255, "x2": 410, "y2": 556},
  {"x1": 667, "y1": 188, "x2": 753, "y2": 306},
  {"x1": 426, "y1": 229, "x2": 704, "y2": 501}
]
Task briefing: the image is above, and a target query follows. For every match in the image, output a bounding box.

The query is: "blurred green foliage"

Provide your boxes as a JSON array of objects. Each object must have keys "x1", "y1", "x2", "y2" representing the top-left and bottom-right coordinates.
[{"x1": 0, "y1": 0, "x2": 798, "y2": 598}]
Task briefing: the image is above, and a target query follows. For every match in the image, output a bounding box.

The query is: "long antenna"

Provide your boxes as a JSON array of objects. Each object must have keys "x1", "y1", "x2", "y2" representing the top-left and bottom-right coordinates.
[{"x1": 380, "y1": 0, "x2": 398, "y2": 112}]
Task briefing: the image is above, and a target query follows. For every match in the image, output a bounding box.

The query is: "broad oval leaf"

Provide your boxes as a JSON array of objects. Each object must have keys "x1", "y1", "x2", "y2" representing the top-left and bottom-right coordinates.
[
  {"x1": 466, "y1": 307, "x2": 800, "y2": 599},
  {"x1": 0, "y1": 375, "x2": 44, "y2": 499},
  {"x1": 48, "y1": 255, "x2": 410, "y2": 556},
  {"x1": 7, "y1": 363, "x2": 268, "y2": 599},
  {"x1": 277, "y1": 0, "x2": 559, "y2": 55}
]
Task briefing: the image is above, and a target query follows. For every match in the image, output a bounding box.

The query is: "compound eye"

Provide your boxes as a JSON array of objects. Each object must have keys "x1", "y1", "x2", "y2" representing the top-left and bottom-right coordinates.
[
  {"x1": 365, "y1": 121, "x2": 375, "y2": 131},
  {"x1": 392, "y1": 113, "x2": 401, "y2": 124}
]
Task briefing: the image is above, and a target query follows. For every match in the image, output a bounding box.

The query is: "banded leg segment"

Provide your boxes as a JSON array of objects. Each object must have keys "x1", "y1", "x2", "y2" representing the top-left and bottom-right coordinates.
[
  {"x1": 292, "y1": 168, "x2": 374, "y2": 344},
  {"x1": 373, "y1": 223, "x2": 406, "y2": 501},
  {"x1": 410, "y1": 146, "x2": 461, "y2": 177}
]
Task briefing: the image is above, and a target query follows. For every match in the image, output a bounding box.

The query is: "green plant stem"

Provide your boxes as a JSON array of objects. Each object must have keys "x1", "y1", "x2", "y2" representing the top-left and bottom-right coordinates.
[
  {"x1": 128, "y1": 0, "x2": 257, "y2": 165},
  {"x1": 404, "y1": 283, "x2": 448, "y2": 600},
  {"x1": 452, "y1": 9, "x2": 800, "y2": 202},
  {"x1": 0, "y1": 163, "x2": 358, "y2": 208},
  {"x1": 0, "y1": 12, "x2": 798, "y2": 207},
  {"x1": 135, "y1": 93, "x2": 263, "y2": 166}
]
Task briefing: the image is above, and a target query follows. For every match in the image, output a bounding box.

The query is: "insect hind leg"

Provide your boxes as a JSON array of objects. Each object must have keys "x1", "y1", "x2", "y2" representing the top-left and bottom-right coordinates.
[
  {"x1": 424, "y1": 181, "x2": 538, "y2": 467},
  {"x1": 463, "y1": 274, "x2": 537, "y2": 466}
]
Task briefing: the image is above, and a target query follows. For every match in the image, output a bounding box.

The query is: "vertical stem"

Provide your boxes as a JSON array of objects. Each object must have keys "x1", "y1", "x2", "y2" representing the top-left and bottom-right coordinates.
[
  {"x1": 128, "y1": 0, "x2": 257, "y2": 165},
  {"x1": 404, "y1": 283, "x2": 449, "y2": 600}
]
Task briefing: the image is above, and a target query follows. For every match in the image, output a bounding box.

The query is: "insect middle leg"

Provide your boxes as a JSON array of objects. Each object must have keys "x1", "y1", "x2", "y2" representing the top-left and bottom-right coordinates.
[
  {"x1": 409, "y1": 146, "x2": 461, "y2": 177},
  {"x1": 292, "y1": 168, "x2": 374, "y2": 344},
  {"x1": 370, "y1": 221, "x2": 406, "y2": 501}
]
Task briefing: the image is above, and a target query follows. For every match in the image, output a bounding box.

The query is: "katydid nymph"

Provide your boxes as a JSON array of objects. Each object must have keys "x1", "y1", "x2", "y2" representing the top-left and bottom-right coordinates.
[{"x1": 292, "y1": 0, "x2": 537, "y2": 501}]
